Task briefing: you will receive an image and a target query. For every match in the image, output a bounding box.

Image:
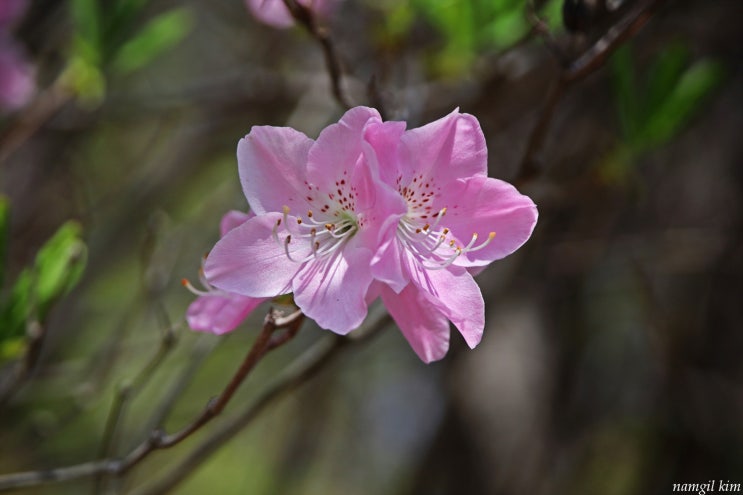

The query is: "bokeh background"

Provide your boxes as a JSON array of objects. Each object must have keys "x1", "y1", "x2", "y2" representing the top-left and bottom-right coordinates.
[{"x1": 0, "y1": 0, "x2": 741, "y2": 494}]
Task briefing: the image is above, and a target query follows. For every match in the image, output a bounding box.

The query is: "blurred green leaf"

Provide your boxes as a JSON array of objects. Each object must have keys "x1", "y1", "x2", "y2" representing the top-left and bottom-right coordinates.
[
  {"x1": 0, "y1": 221, "x2": 87, "y2": 347},
  {"x1": 414, "y1": 0, "x2": 476, "y2": 75},
  {"x1": 641, "y1": 59, "x2": 724, "y2": 148},
  {"x1": 611, "y1": 45, "x2": 641, "y2": 145},
  {"x1": 643, "y1": 43, "x2": 689, "y2": 123},
  {"x1": 63, "y1": 54, "x2": 107, "y2": 106},
  {"x1": 110, "y1": 0, "x2": 152, "y2": 35},
  {"x1": 112, "y1": 8, "x2": 194, "y2": 75},
  {"x1": 0, "y1": 196, "x2": 9, "y2": 289},
  {"x1": 0, "y1": 270, "x2": 32, "y2": 343},
  {"x1": 481, "y1": 7, "x2": 528, "y2": 48},
  {"x1": 384, "y1": 2, "x2": 415, "y2": 40},
  {"x1": 34, "y1": 221, "x2": 87, "y2": 318},
  {"x1": 540, "y1": 0, "x2": 565, "y2": 31},
  {"x1": 0, "y1": 337, "x2": 25, "y2": 361},
  {"x1": 70, "y1": 0, "x2": 102, "y2": 52}
]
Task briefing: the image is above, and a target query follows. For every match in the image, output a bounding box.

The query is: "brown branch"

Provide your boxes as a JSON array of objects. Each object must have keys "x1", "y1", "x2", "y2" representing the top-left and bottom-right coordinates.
[
  {"x1": 0, "y1": 78, "x2": 73, "y2": 165},
  {"x1": 0, "y1": 320, "x2": 45, "y2": 407},
  {"x1": 115, "y1": 309, "x2": 305, "y2": 470},
  {"x1": 131, "y1": 334, "x2": 345, "y2": 495},
  {"x1": 93, "y1": 319, "x2": 177, "y2": 493},
  {"x1": 282, "y1": 0, "x2": 352, "y2": 109},
  {"x1": 515, "y1": 0, "x2": 671, "y2": 184},
  {"x1": 130, "y1": 309, "x2": 392, "y2": 495},
  {"x1": 0, "y1": 308, "x2": 304, "y2": 492}
]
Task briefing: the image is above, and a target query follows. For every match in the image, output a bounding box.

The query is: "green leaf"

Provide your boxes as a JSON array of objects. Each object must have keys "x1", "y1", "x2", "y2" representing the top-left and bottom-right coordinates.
[
  {"x1": 62, "y1": 54, "x2": 107, "y2": 106},
  {"x1": 643, "y1": 43, "x2": 689, "y2": 123},
  {"x1": 641, "y1": 59, "x2": 724, "y2": 148},
  {"x1": 33, "y1": 221, "x2": 87, "y2": 319},
  {"x1": 0, "y1": 337, "x2": 25, "y2": 362},
  {"x1": 0, "y1": 196, "x2": 9, "y2": 289},
  {"x1": 541, "y1": 0, "x2": 565, "y2": 32},
  {"x1": 481, "y1": 7, "x2": 529, "y2": 48},
  {"x1": 0, "y1": 270, "x2": 32, "y2": 342},
  {"x1": 70, "y1": 0, "x2": 102, "y2": 51},
  {"x1": 112, "y1": 8, "x2": 194, "y2": 74},
  {"x1": 611, "y1": 45, "x2": 641, "y2": 145},
  {"x1": 0, "y1": 221, "x2": 85, "y2": 356}
]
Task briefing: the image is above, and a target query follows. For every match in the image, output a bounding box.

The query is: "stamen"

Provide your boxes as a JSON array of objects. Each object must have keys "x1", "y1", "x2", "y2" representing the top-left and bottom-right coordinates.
[
  {"x1": 272, "y1": 219, "x2": 281, "y2": 243},
  {"x1": 283, "y1": 234, "x2": 302, "y2": 263},
  {"x1": 465, "y1": 232, "x2": 496, "y2": 253},
  {"x1": 181, "y1": 278, "x2": 214, "y2": 296}
]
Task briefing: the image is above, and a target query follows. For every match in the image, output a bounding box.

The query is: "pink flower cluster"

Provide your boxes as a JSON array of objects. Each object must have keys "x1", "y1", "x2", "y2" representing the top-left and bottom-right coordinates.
[
  {"x1": 0, "y1": 0, "x2": 34, "y2": 112},
  {"x1": 245, "y1": 0, "x2": 339, "y2": 29},
  {"x1": 186, "y1": 107, "x2": 537, "y2": 363}
]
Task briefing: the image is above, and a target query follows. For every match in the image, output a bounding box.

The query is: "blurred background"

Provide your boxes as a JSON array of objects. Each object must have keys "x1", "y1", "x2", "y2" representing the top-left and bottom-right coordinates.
[{"x1": 0, "y1": 0, "x2": 741, "y2": 494}]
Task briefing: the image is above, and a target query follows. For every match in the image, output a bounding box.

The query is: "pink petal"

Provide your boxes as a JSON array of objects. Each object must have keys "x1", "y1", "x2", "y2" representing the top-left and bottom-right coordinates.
[
  {"x1": 237, "y1": 126, "x2": 314, "y2": 215},
  {"x1": 245, "y1": 0, "x2": 295, "y2": 29},
  {"x1": 408, "y1": 265, "x2": 484, "y2": 349},
  {"x1": 439, "y1": 176, "x2": 538, "y2": 267},
  {"x1": 362, "y1": 119, "x2": 407, "y2": 185},
  {"x1": 380, "y1": 284, "x2": 450, "y2": 363},
  {"x1": 306, "y1": 106, "x2": 382, "y2": 195},
  {"x1": 187, "y1": 294, "x2": 264, "y2": 335},
  {"x1": 371, "y1": 229, "x2": 409, "y2": 293},
  {"x1": 0, "y1": 0, "x2": 27, "y2": 28},
  {"x1": 245, "y1": 0, "x2": 339, "y2": 29},
  {"x1": 399, "y1": 109, "x2": 487, "y2": 184},
  {"x1": 219, "y1": 210, "x2": 253, "y2": 236},
  {"x1": 204, "y1": 213, "x2": 307, "y2": 297},
  {"x1": 0, "y1": 37, "x2": 34, "y2": 111},
  {"x1": 292, "y1": 238, "x2": 374, "y2": 334}
]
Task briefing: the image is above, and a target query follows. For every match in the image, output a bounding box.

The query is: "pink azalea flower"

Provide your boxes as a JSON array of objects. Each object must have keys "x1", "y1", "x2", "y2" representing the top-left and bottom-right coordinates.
[
  {"x1": 204, "y1": 107, "x2": 403, "y2": 333},
  {"x1": 0, "y1": 0, "x2": 33, "y2": 113},
  {"x1": 201, "y1": 107, "x2": 537, "y2": 363},
  {"x1": 0, "y1": 35, "x2": 34, "y2": 111},
  {"x1": 367, "y1": 109, "x2": 538, "y2": 362},
  {"x1": 245, "y1": 0, "x2": 339, "y2": 29},
  {"x1": 0, "y1": 0, "x2": 27, "y2": 28},
  {"x1": 185, "y1": 210, "x2": 267, "y2": 335}
]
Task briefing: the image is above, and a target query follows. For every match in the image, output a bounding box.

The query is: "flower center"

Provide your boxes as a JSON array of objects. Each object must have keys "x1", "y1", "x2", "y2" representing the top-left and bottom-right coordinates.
[
  {"x1": 273, "y1": 205, "x2": 358, "y2": 263},
  {"x1": 393, "y1": 174, "x2": 495, "y2": 268}
]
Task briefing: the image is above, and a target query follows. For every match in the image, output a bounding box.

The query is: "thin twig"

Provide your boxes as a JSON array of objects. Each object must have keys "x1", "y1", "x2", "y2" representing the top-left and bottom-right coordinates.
[
  {"x1": 282, "y1": 0, "x2": 352, "y2": 109},
  {"x1": 0, "y1": 308, "x2": 304, "y2": 492},
  {"x1": 515, "y1": 0, "x2": 671, "y2": 183},
  {"x1": 144, "y1": 335, "x2": 218, "y2": 433},
  {"x1": 132, "y1": 335, "x2": 345, "y2": 495},
  {"x1": 0, "y1": 78, "x2": 73, "y2": 164},
  {"x1": 93, "y1": 320, "x2": 177, "y2": 493},
  {"x1": 0, "y1": 320, "x2": 45, "y2": 407},
  {"x1": 131, "y1": 310, "x2": 392, "y2": 495}
]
